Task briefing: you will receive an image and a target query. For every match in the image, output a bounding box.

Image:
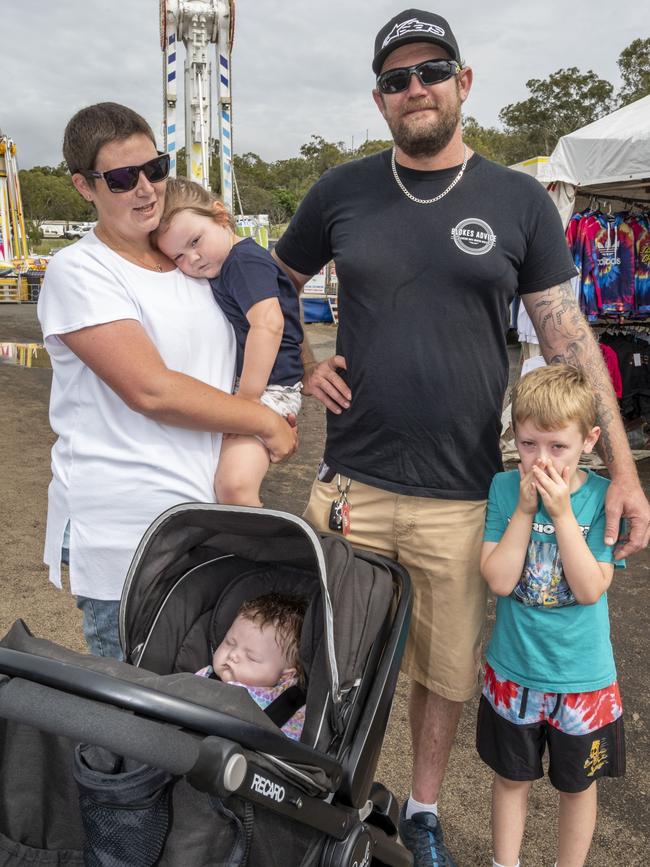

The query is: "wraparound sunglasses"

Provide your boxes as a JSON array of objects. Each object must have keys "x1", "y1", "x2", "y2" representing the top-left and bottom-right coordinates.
[
  {"x1": 84, "y1": 152, "x2": 170, "y2": 193},
  {"x1": 376, "y1": 59, "x2": 461, "y2": 94}
]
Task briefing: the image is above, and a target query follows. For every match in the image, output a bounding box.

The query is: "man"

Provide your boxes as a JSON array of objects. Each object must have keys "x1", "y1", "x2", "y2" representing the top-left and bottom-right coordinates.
[{"x1": 274, "y1": 9, "x2": 650, "y2": 866}]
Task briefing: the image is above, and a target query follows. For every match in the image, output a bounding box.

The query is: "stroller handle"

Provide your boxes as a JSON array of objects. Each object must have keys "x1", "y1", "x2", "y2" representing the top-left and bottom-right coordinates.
[
  {"x1": 0, "y1": 647, "x2": 342, "y2": 784},
  {"x1": 1, "y1": 676, "x2": 250, "y2": 798},
  {"x1": 0, "y1": 676, "x2": 203, "y2": 776}
]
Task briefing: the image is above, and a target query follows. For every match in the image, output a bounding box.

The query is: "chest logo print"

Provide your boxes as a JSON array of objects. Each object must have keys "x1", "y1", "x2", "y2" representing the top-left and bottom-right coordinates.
[{"x1": 451, "y1": 218, "x2": 497, "y2": 255}]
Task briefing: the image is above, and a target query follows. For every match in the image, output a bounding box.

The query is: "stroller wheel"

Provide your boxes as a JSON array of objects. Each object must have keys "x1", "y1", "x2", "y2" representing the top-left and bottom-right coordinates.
[{"x1": 320, "y1": 823, "x2": 374, "y2": 867}]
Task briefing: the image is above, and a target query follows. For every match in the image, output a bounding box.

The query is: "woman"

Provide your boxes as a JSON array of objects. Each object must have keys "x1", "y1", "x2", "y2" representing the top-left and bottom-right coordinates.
[{"x1": 37, "y1": 103, "x2": 296, "y2": 659}]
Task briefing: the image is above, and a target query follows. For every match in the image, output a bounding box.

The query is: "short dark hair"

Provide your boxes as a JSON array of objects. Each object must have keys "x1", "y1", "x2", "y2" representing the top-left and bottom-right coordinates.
[
  {"x1": 62, "y1": 102, "x2": 156, "y2": 176},
  {"x1": 239, "y1": 592, "x2": 308, "y2": 679}
]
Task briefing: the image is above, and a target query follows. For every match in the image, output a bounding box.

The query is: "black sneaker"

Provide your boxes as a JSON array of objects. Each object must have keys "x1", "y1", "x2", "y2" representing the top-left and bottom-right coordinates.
[{"x1": 398, "y1": 803, "x2": 457, "y2": 867}]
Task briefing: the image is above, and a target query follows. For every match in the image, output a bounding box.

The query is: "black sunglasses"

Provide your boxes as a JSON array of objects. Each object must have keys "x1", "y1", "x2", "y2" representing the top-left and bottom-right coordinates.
[
  {"x1": 376, "y1": 59, "x2": 460, "y2": 94},
  {"x1": 85, "y1": 152, "x2": 170, "y2": 193}
]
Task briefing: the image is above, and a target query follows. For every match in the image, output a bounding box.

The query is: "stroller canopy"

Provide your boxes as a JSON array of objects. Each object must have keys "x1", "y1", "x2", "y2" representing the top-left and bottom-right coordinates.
[{"x1": 120, "y1": 505, "x2": 395, "y2": 707}]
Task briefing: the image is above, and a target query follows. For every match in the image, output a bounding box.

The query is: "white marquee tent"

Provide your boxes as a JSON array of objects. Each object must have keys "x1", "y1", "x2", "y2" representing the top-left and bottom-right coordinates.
[
  {"x1": 506, "y1": 96, "x2": 650, "y2": 458},
  {"x1": 511, "y1": 94, "x2": 650, "y2": 225},
  {"x1": 510, "y1": 95, "x2": 650, "y2": 352},
  {"x1": 550, "y1": 94, "x2": 650, "y2": 199}
]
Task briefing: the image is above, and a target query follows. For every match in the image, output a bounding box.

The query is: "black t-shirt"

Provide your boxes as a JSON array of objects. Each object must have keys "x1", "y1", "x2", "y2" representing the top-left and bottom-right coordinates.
[
  {"x1": 210, "y1": 237, "x2": 303, "y2": 386},
  {"x1": 276, "y1": 151, "x2": 577, "y2": 499}
]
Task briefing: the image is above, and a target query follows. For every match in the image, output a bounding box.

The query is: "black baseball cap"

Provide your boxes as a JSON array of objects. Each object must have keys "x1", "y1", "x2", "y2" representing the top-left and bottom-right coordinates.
[{"x1": 372, "y1": 9, "x2": 460, "y2": 74}]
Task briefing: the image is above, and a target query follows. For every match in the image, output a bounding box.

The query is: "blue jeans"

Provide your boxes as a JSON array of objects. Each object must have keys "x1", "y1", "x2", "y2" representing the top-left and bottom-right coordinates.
[
  {"x1": 61, "y1": 521, "x2": 70, "y2": 565},
  {"x1": 75, "y1": 596, "x2": 123, "y2": 660}
]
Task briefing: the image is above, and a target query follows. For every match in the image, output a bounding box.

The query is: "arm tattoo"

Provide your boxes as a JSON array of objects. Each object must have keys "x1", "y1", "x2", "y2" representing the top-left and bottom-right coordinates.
[{"x1": 527, "y1": 281, "x2": 616, "y2": 464}]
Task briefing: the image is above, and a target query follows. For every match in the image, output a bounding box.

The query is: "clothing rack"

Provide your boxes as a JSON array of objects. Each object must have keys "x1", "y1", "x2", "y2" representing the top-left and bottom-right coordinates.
[
  {"x1": 585, "y1": 193, "x2": 649, "y2": 210},
  {"x1": 593, "y1": 323, "x2": 650, "y2": 333}
]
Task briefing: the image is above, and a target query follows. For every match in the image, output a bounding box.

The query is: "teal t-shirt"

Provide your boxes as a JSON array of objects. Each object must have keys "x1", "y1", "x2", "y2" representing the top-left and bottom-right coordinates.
[{"x1": 484, "y1": 469, "x2": 623, "y2": 693}]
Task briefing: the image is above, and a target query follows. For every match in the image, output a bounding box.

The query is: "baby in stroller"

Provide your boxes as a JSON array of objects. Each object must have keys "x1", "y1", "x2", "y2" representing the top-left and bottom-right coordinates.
[
  {"x1": 195, "y1": 592, "x2": 307, "y2": 740},
  {"x1": 0, "y1": 507, "x2": 414, "y2": 867}
]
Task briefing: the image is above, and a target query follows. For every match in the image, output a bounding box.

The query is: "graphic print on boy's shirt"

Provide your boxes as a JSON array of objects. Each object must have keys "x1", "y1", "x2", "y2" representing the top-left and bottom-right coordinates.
[
  {"x1": 512, "y1": 515, "x2": 590, "y2": 608},
  {"x1": 513, "y1": 537, "x2": 579, "y2": 607}
]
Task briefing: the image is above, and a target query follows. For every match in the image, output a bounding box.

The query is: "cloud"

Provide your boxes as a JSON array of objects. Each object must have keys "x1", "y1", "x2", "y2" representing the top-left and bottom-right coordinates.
[{"x1": 1, "y1": 0, "x2": 641, "y2": 170}]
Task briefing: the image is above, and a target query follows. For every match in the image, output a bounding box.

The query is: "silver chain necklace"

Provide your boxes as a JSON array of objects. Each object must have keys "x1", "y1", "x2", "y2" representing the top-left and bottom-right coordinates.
[{"x1": 391, "y1": 145, "x2": 468, "y2": 204}]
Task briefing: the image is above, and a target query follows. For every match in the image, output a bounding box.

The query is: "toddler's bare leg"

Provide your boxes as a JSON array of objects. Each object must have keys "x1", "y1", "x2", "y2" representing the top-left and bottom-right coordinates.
[
  {"x1": 556, "y1": 782, "x2": 597, "y2": 867},
  {"x1": 214, "y1": 435, "x2": 270, "y2": 507},
  {"x1": 492, "y1": 774, "x2": 531, "y2": 867}
]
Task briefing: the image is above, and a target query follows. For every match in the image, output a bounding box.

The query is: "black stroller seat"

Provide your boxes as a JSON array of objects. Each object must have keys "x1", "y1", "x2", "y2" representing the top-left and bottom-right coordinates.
[{"x1": 0, "y1": 505, "x2": 413, "y2": 867}]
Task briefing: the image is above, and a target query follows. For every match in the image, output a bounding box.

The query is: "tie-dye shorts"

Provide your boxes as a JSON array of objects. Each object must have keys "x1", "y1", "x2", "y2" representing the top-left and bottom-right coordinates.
[{"x1": 476, "y1": 663, "x2": 625, "y2": 792}]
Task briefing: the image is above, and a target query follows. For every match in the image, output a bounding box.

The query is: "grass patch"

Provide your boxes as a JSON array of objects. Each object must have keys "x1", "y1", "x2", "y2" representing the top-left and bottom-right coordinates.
[{"x1": 32, "y1": 239, "x2": 74, "y2": 256}]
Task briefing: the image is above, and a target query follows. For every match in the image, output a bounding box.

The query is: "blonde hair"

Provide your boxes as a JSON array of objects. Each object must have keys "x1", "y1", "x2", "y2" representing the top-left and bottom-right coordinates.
[
  {"x1": 511, "y1": 363, "x2": 597, "y2": 438},
  {"x1": 151, "y1": 176, "x2": 235, "y2": 247}
]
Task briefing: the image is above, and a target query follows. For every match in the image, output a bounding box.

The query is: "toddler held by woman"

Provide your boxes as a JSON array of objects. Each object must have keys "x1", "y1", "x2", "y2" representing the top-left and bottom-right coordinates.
[{"x1": 153, "y1": 178, "x2": 303, "y2": 507}]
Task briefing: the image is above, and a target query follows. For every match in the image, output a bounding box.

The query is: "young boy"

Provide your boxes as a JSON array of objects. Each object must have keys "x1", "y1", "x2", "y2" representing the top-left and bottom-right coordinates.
[
  {"x1": 196, "y1": 592, "x2": 307, "y2": 740},
  {"x1": 477, "y1": 363, "x2": 625, "y2": 867}
]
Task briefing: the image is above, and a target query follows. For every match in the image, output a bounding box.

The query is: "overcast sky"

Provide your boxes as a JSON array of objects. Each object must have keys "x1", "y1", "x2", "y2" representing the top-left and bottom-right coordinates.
[{"x1": 1, "y1": 0, "x2": 642, "y2": 170}]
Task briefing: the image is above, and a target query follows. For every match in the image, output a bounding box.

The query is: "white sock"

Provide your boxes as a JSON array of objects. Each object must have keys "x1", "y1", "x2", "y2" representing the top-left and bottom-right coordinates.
[
  {"x1": 493, "y1": 860, "x2": 519, "y2": 867},
  {"x1": 405, "y1": 794, "x2": 438, "y2": 819}
]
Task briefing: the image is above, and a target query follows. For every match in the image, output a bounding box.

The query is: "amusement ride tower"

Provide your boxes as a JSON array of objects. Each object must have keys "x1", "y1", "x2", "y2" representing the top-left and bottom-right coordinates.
[{"x1": 160, "y1": 0, "x2": 236, "y2": 209}]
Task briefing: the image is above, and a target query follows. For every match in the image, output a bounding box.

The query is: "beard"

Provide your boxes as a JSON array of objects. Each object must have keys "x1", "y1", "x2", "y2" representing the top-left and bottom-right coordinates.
[{"x1": 386, "y1": 90, "x2": 462, "y2": 158}]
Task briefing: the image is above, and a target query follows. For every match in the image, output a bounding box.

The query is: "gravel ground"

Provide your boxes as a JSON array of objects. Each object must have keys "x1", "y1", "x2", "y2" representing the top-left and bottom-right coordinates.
[{"x1": 1, "y1": 304, "x2": 648, "y2": 865}]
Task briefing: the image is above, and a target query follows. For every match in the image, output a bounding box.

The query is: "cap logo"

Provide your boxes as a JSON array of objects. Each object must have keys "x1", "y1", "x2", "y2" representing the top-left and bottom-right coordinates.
[{"x1": 382, "y1": 18, "x2": 445, "y2": 49}]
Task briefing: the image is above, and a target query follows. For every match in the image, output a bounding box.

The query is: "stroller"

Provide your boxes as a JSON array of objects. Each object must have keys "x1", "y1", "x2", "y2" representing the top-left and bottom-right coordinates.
[{"x1": 0, "y1": 505, "x2": 413, "y2": 867}]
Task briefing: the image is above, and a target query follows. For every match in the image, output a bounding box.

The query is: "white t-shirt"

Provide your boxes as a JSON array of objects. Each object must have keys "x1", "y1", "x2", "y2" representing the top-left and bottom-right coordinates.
[{"x1": 37, "y1": 231, "x2": 236, "y2": 599}]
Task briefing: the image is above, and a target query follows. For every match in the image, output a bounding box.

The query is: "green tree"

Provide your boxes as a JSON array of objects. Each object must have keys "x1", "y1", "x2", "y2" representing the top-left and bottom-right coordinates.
[
  {"x1": 617, "y1": 38, "x2": 650, "y2": 106},
  {"x1": 28, "y1": 162, "x2": 70, "y2": 178},
  {"x1": 235, "y1": 152, "x2": 270, "y2": 185},
  {"x1": 499, "y1": 68, "x2": 614, "y2": 160},
  {"x1": 209, "y1": 147, "x2": 222, "y2": 195},
  {"x1": 271, "y1": 156, "x2": 317, "y2": 206},
  {"x1": 270, "y1": 188, "x2": 299, "y2": 222},
  {"x1": 19, "y1": 169, "x2": 94, "y2": 223},
  {"x1": 232, "y1": 153, "x2": 272, "y2": 215},
  {"x1": 462, "y1": 117, "x2": 514, "y2": 165},
  {"x1": 354, "y1": 138, "x2": 392, "y2": 158},
  {"x1": 175, "y1": 146, "x2": 187, "y2": 178},
  {"x1": 232, "y1": 152, "x2": 314, "y2": 218},
  {"x1": 299, "y1": 135, "x2": 347, "y2": 180},
  {"x1": 273, "y1": 156, "x2": 309, "y2": 188},
  {"x1": 26, "y1": 220, "x2": 43, "y2": 246}
]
